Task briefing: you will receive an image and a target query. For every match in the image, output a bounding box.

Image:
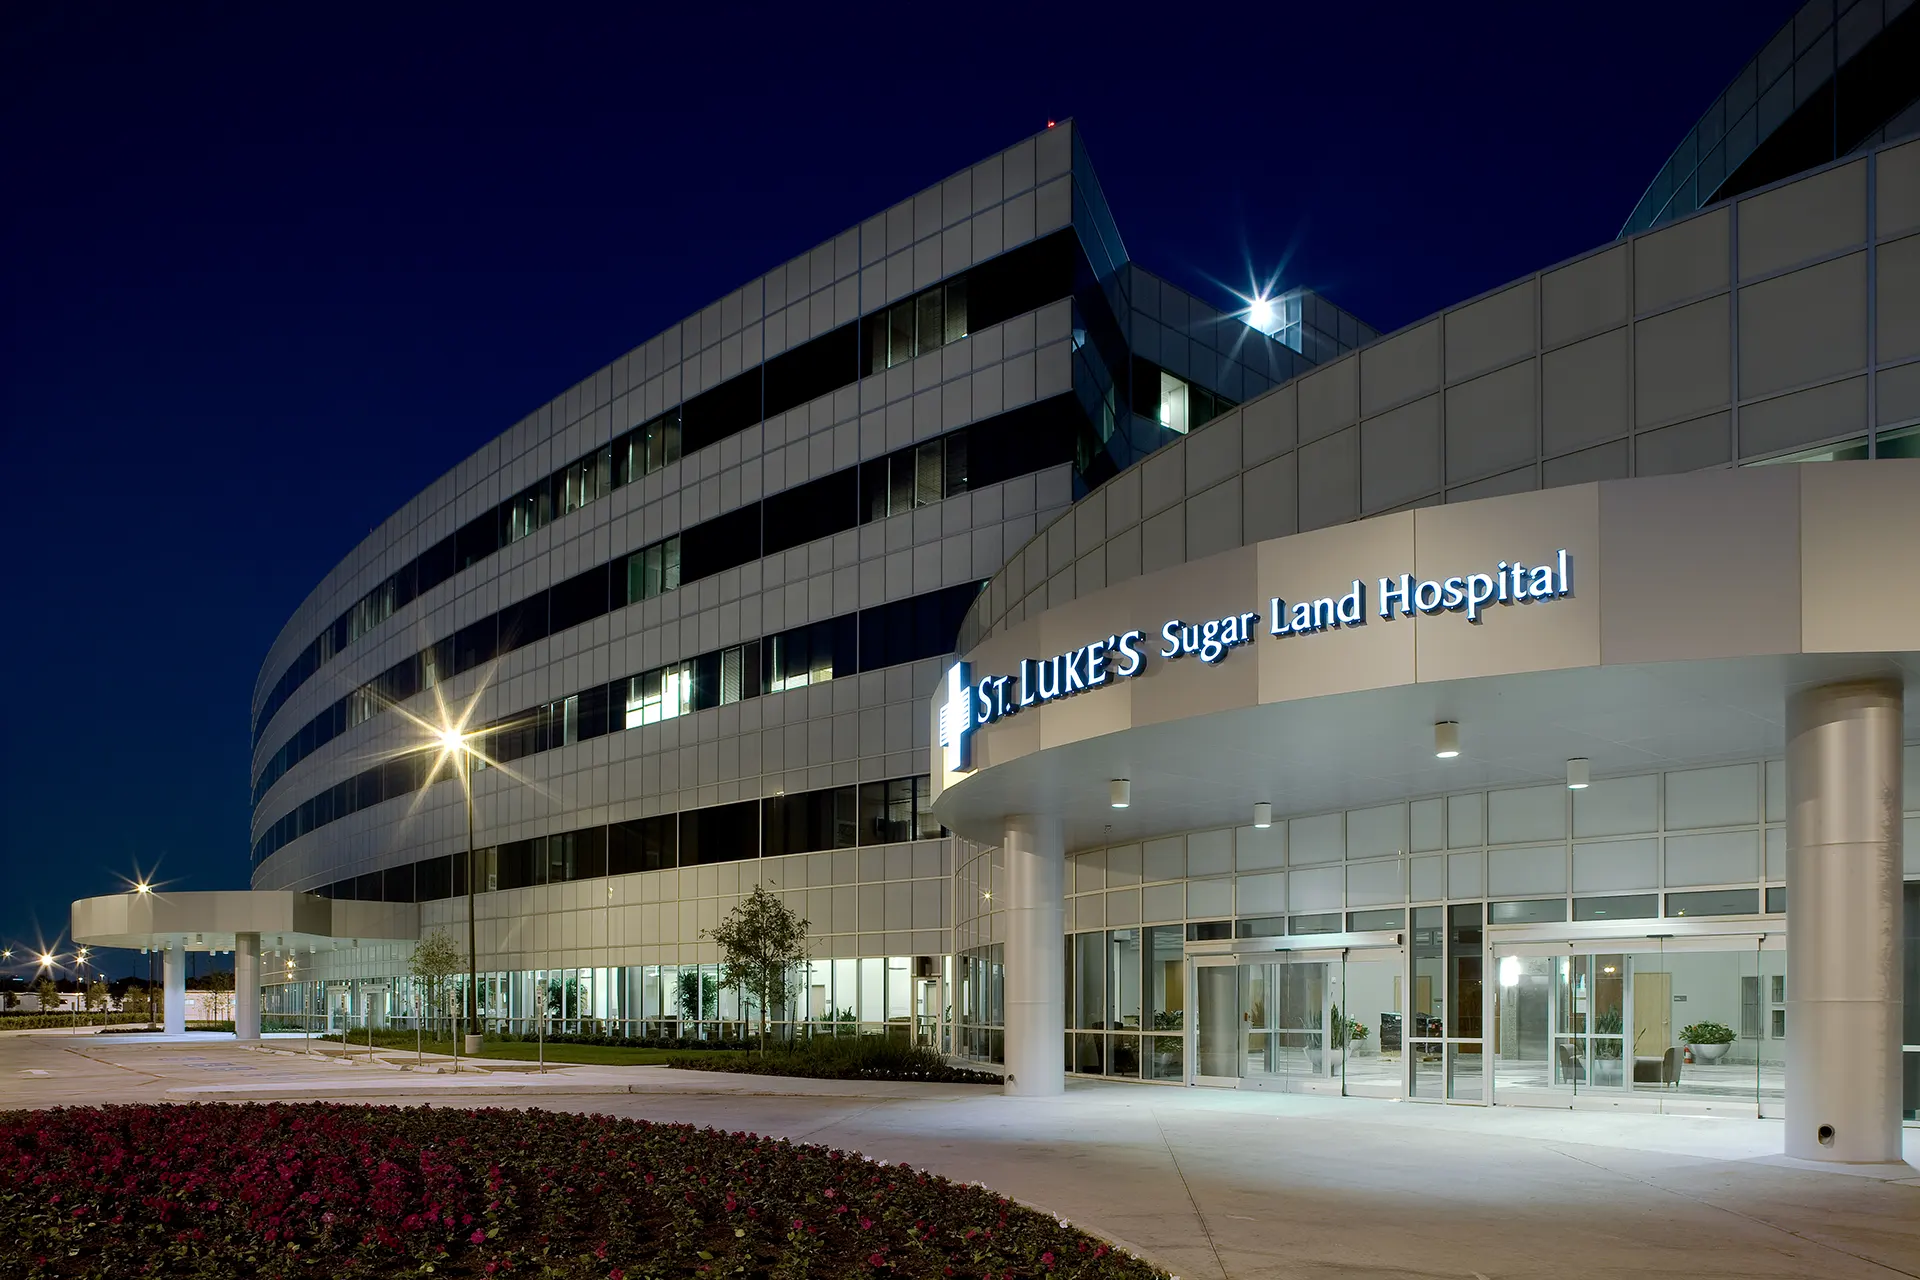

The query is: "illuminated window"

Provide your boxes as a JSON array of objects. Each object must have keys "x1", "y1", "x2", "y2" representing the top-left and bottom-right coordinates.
[
  {"x1": 769, "y1": 626, "x2": 835, "y2": 692},
  {"x1": 625, "y1": 662, "x2": 692, "y2": 727},
  {"x1": 1158, "y1": 370, "x2": 1190, "y2": 434}
]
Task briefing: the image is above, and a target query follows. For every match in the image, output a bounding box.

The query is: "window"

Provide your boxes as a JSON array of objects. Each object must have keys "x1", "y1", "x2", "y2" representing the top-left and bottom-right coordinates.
[
  {"x1": 609, "y1": 814, "x2": 676, "y2": 874},
  {"x1": 866, "y1": 278, "x2": 969, "y2": 374},
  {"x1": 681, "y1": 800, "x2": 759, "y2": 866},
  {"x1": 616, "y1": 411, "x2": 683, "y2": 483},
  {"x1": 1573, "y1": 893, "x2": 1658, "y2": 921},
  {"x1": 561, "y1": 447, "x2": 612, "y2": 513},
  {"x1": 861, "y1": 434, "x2": 970, "y2": 523},
  {"x1": 1666, "y1": 888, "x2": 1759, "y2": 917},
  {"x1": 762, "y1": 787, "x2": 857, "y2": 858},
  {"x1": 859, "y1": 779, "x2": 915, "y2": 843},
  {"x1": 1157, "y1": 370, "x2": 1189, "y2": 434},
  {"x1": 768, "y1": 621, "x2": 838, "y2": 692},
  {"x1": 1489, "y1": 898, "x2": 1567, "y2": 924},
  {"x1": 505, "y1": 483, "x2": 552, "y2": 543},
  {"x1": 625, "y1": 536, "x2": 681, "y2": 604},
  {"x1": 717, "y1": 642, "x2": 760, "y2": 706},
  {"x1": 625, "y1": 662, "x2": 692, "y2": 727}
]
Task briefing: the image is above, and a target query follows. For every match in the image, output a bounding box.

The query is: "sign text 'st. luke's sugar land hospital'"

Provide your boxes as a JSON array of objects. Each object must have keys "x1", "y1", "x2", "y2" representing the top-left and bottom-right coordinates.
[{"x1": 940, "y1": 551, "x2": 1572, "y2": 770}]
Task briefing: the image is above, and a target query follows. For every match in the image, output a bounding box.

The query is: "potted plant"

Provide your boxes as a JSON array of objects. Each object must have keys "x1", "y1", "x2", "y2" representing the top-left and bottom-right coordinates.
[{"x1": 1681, "y1": 1020, "x2": 1736, "y2": 1063}]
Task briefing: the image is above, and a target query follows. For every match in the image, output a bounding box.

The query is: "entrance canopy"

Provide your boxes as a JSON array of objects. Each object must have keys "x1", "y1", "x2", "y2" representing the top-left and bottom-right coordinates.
[{"x1": 71, "y1": 889, "x2": 418, "y2": 954}]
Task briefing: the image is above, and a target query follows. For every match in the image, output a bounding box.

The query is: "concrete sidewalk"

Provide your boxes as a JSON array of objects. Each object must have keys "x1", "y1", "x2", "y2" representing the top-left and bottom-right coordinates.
[{"x1": 4, "y1": 1032, "x2": 1918, "y2": 1279}]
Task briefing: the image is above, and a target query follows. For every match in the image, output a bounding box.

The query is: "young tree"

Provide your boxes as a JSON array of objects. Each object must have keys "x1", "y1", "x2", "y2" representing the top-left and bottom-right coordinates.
[
  {"x1": 122, "y1": 985, "x2": 151, "y2": 1021},
  {"x1": 203, "y1": 971, "x2": 234, "y2": 1023},
  {"x1": 3, "y1": 991, "x2": 19, "y2": 1012},
  {"x1": 407, "y1": 929, "x2": 464, "y2": 1038},
  {"x1": 706, "y1": 883, "x2": 809, "y2": 1055},
  {"x1": 34, "y1": 977, "x2": 62, "y2": 1014},
  {"x1": 84, "y1": 980, "x2": 109, "y2": 1014}
]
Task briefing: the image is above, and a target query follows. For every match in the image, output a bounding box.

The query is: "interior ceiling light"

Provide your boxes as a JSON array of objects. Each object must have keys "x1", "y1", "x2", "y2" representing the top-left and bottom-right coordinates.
[
  {"x1": 1434, "y1": 722, "x2": 1460, "y2": 759},
  {"x1": 1253, "y1": 802, "x2": 1273, "y2": 829},
  {"x1": 1110, "y1": 778, "x2": 1131, "y2": 809},
  {"x1": 1567, "y1": 758, "x2": 1591, "y2": 790}
]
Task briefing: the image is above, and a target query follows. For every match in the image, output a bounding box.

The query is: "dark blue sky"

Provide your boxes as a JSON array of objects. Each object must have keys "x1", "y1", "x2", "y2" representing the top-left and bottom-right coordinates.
[{"x1": 0, "y1": 2, "x2": 1798, "y2": 976}]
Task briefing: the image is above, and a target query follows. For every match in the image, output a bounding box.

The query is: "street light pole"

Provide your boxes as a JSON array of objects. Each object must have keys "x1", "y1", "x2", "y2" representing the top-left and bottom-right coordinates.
[{"x1": 462, "y1": 744, "x2": 479, "y2": 1053}]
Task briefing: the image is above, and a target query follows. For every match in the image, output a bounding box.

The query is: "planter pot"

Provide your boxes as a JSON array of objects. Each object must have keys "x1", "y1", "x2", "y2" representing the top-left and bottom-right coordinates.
[
  {"x1": 1689, "y1": 1041, "x2": 1731, "y2": 1063},
  {"x1": 465, "y1": 1033, "x2": 485, "y2": 1055}
]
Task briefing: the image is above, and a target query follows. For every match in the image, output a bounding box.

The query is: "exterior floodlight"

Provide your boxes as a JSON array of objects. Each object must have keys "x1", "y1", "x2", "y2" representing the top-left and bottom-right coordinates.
[
  {"x1": 134, "y1": 880, "x2": 151, "y2": 895},
  {"x1": 440, "y1": 728, "x2": 467, "y2": 752},
  {"x1": 1566, "y1": 758, "x2": 1590, "y2": 789},
  {"x1": 1110, "y1": 778, "x2": 1131, "y2": 809},
  {"x1": 1434, "y1": 722, "x2": 1461, "y2": 759},
  {"x1": 1253, "y1": 802, "x2": 1273, "y2": 829},
  {"x1": 1248, "y1": 295, "x2": 1276, "y2": 331}
]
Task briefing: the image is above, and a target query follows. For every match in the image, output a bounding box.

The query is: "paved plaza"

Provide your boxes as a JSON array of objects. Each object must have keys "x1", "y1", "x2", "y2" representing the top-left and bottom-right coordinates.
[{"x1": 4, "y1": 1029, "x2": 1918, "y2": 1279}]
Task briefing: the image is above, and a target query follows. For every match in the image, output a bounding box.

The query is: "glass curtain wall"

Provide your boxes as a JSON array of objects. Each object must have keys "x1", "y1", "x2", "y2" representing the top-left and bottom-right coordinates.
[
  {"x1": 1492, "y1": 936, "x2": 1786, "y2": 1114},
  {"x1": 1064, "y1": 926, "x2": 1184, "y2": 1079},
  {"x1": 368, "y1": 958, "x2": 942, "y2": 1044}
]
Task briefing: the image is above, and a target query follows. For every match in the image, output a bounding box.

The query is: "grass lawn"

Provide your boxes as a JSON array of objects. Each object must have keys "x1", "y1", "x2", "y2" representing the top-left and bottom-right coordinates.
[{"x1": 313, "y1": 1031, "x2": 746, "y2": 1067}]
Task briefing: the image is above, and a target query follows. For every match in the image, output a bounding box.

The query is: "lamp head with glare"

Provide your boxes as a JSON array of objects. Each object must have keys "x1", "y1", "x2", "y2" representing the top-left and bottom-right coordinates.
[
  {"x1": 1434, "y1": 721, "x2": 1461, "y2": 759},
  {"x1": 135, "y1": 880, "x2": 150, "y2": 895},
  {"x1": 1566, "y1": 758, "x2": 1590, "y2": 790},
  {"x1": 1110, "y1": 778, "x2": 1131, "y2": 810},
  {"x1": 1253, "y1": 802, "x2": 1273, "y2": 829},
  {"x1": 1248, "y1": 295, "x2": 1276, "y2": 331}
]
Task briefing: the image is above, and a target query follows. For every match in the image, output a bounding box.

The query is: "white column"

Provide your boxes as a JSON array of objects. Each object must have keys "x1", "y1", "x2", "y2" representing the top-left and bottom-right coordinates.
[
  {"x1": 162, "y1": 945, "x2": 186, "y2": 1035},
  {"x1": 1785, "y1": 678, "x2": 1905, "y2": 1163},
  {"x1": 1002, "y1": 814, "x2": 1065, "y2": 1096},
  {"x1": 234, "y1": 934, "x2": 261, "y2": 1041}
]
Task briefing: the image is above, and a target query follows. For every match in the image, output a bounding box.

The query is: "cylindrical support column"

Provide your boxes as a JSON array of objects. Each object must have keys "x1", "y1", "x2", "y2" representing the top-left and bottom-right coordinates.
[
  {"x1": 1785, "y1": 678, "x2": 1905, "y2": 1163},
  {"x1": 1002, "y1": 814, "x2": 1065, "y2": 1096},
  {"x1": 162, "y1": 945, "x2": 186, "y2": 1035},
  {"x1": 234, "y1": 933, "x2": 261, "y2": 1041}
]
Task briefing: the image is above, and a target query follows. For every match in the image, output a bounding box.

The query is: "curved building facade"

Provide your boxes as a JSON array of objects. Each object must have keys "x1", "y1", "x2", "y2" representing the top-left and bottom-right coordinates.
[
  {"x1": 934, "y1": 134, "x2": 1920, "y2": 1160},
  {"x1": 1622, "y1": 0, "x2": 1920, "y2": 235},
  {"x1": 245, "y1": 121, "x2": 1370, "y2": 1044},
  {"x1": 198, "y1": 23, "x2": 1920, "y2": 1161}
]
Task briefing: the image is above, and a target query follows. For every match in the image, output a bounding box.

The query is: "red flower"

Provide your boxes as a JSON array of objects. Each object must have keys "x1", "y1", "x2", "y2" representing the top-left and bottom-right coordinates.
[{"x1": 470, "y1": 1228, "x2": 487, "y2": 1244}]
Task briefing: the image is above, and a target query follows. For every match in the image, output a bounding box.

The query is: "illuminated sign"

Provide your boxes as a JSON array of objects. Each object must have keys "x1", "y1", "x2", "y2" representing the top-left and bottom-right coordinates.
[{"x1": 941, "y1": 552, "x2": 1572, "y2": 771}]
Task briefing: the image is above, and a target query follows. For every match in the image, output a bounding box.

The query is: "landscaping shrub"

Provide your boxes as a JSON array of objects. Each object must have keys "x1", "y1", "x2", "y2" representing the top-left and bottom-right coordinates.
[
  {"x1": 667, "y1": 1036, "x2": 1003, "y2": 1084},
  {"x1": 0, "y1": 1102, "x2": 1159, "y2": 1279},
  {"x1": 0, "y1": 1013, "x2": 151, "y2": 1032}
]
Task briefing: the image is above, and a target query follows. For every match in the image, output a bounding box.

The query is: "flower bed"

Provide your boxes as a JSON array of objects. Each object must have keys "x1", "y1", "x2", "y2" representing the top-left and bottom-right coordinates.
[{"x1": 0, "y1": 1103, "x2": 1161, "y2": 1279}]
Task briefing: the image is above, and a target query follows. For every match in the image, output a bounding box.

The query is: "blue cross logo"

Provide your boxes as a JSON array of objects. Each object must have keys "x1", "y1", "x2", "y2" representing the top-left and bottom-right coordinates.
[{"x1": 939, "y1": 661, "x2": 975, "y2": 773}]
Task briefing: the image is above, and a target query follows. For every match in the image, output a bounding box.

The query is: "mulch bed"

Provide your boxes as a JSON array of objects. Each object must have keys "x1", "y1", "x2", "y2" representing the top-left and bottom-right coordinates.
[{"x1": 0, "y1": 1102, "x2": 1165, "y2": 1279}]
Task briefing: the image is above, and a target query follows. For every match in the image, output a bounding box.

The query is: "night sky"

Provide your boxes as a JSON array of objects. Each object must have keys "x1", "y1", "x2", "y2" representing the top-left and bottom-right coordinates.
[{"x1": 0, "y1": 3, "x2": 1800, "y2": 977}]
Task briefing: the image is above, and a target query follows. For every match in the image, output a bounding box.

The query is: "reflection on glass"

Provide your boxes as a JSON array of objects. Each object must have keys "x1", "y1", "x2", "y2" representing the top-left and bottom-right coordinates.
[
  {"x1": 1146, "y1": 926, "x2": 1184, "y2": 1032},
  {"x1": 1493, "y1": 954, "x2": 1556, "y2": 1097},
  {"x1": 1196, "y1": 965, "x2": 1238, "y2": 1078},
  {"x1": 1342, "y1": 950, "x2": 1403, "y2": 1098},
  {"x1": 1411, "y1": 906, "x2": 1445, "y2": 1099}
]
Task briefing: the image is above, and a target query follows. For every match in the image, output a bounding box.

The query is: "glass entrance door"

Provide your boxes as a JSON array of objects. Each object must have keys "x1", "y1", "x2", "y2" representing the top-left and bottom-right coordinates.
[
  {"x1": 1490, "y1": 935, "x2": 1786, "y2": 1114},
  {"x1": 1191, "y1": 947, "x2": 1405, "y2": 1096}
]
